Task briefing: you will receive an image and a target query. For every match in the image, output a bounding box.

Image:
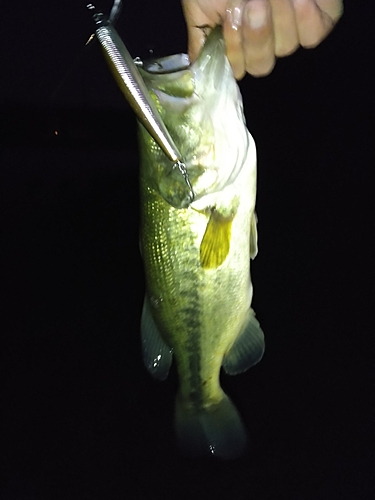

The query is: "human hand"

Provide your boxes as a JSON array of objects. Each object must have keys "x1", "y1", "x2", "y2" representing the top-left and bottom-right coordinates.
[{"x1": 182, "y1": 0, "x2": 343, "y2": 79}]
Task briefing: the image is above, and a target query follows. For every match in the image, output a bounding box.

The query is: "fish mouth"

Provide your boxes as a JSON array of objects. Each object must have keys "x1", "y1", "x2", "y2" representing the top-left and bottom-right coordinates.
[
  {"x1": 138, "y1": 26, "x2": 226, "y2": 91},
  {"x1": 141, "y1": 25, "x2": 226, "y2": 72}
]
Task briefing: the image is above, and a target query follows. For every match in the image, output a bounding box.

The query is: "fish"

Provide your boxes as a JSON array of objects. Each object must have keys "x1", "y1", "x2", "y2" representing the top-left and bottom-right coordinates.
[{"x1": 138, "y1": 26, "x2": 265, "y2": 460}]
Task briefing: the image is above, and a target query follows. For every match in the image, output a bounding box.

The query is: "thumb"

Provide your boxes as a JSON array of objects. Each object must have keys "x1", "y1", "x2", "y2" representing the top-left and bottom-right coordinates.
[{"x1": 182, "y1": 0, "x2": 214, "y2": 62}]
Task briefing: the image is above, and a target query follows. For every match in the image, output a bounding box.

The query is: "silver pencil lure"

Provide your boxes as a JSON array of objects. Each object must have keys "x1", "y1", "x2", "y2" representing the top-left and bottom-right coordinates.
[{"x1": 87, "y1": 4, "x2": 183, "y2": 166}]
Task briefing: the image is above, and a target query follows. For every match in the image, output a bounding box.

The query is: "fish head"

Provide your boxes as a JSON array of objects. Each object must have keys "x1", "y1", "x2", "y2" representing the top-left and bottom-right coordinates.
[{"x1": 138, "y1": 26, "x2": 250, "y2": 208}]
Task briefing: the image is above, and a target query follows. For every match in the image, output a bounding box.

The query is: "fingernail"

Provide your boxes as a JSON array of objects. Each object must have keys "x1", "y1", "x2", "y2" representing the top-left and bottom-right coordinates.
[
  {"x1": 226, "y1": 3, "x2": 242, "y2": 30},
  {"x1": 247, "y1": 0, "x2": 267, "y2": 29}
]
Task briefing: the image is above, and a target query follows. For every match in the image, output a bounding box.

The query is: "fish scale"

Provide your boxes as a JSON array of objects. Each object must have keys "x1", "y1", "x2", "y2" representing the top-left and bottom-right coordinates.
[{"x1": 141, "y1": 160, "x2": 251, "y2": 401}]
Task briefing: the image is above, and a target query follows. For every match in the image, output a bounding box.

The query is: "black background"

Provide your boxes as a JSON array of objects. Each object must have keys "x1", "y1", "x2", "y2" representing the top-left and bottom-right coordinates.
[{"x1": 1, "y1": 1, "x2": 373, "y2": 499}]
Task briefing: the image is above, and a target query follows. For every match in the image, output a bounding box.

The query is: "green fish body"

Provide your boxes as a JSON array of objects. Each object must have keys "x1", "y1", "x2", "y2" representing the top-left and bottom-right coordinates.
[{"x1": 138, "y1": 27, "x2": 264, "y2": 459}]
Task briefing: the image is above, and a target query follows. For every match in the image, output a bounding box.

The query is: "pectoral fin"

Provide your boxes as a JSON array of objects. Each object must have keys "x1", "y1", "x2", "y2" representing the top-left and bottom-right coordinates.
[
  {"x1": 250, "y1": 212, "x2": 258, "y2": 260},
  {"x1": 222, "y1": 308, "x2": 265, "y2": 375},
  {"x1": 200, "y1": 209, "x2": 234, "y2": 269},
  {"x1": 141, "y1": 296, "x2": 173, "y2": 380}
]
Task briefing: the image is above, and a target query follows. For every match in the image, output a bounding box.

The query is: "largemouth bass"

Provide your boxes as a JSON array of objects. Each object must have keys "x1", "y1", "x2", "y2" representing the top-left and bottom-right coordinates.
[{"x1": 138, "y1": 26, "x2": 264, "y2": 459}]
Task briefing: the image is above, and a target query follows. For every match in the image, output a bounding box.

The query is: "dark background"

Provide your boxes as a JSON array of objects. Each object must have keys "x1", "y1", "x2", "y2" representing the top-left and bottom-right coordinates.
[{"x1": 1, "y1": 1, "x2": 373, "y2": 499}]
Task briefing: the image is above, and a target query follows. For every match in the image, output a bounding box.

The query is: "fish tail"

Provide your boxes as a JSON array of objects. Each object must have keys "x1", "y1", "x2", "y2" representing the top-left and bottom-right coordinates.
[{"x1": 174, "y1": 392, "x2": 247, "y2": 460}]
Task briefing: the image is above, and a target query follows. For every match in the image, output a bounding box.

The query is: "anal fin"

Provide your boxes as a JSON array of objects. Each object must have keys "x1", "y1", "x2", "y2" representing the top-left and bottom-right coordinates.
[
  {"x1": 222, "y1": 308, "x2": 265, "y2": 375},
  {"x1": 141, "y1": 295, "x2": 173, "y2": 380}
]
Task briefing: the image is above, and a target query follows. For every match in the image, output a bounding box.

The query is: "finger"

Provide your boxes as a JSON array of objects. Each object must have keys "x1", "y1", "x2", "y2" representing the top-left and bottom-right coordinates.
[
  {"x1": 242, "y1": 0, "x2": 276, "y2": 77},
  {"x1": 223, "y1": 2, "x2": 246, "y2": 79},
  {"x1": 292, "y1": 0, "x2": 335, "y2": 48},
  {"x1": 181, "y1": 0, "x2": 214, "y2": 62},
  {"x1": 270, "y1": 0, "x2": 299, "y2": 57},
  {"x1": 316, "y1": 0, "x2": 344, "y2": 22}
]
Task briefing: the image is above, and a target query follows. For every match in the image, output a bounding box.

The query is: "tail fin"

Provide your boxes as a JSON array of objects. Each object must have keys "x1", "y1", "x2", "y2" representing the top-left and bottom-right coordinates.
[{"x1": 175, "y1": 393, "x2": 247, "y2": 460}]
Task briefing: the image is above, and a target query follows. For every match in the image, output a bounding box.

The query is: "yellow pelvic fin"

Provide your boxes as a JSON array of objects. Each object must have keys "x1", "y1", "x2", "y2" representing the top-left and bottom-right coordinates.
[{"x1": 200, "y1": 209, "x2": 234, "y2": 269}]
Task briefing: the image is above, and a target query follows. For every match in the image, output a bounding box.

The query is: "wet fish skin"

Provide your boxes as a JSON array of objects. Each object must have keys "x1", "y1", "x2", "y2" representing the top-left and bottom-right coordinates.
[{"x1": 138, "y1": 27, "x2": 264, "y2": 459}]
